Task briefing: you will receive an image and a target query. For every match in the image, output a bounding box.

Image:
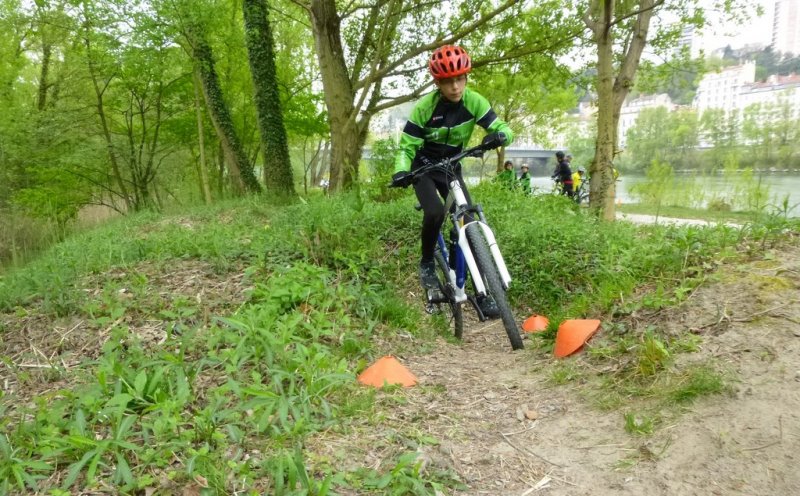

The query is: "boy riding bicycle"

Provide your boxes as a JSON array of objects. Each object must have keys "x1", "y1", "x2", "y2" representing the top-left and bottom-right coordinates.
[{"x1": 391, "y1": 45, "x2": 514, "y2": 317}]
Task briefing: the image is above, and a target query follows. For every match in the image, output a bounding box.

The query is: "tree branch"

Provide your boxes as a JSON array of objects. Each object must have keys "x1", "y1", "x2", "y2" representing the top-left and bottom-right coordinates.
[
  {"x1": 610, "y1": 0, "x2": 665, "y2": 28},
  {"x1": 353, "y1": 0, "x2": 520, "y2": 91},
  {"x1": 352, "y1": 0, "x2": 400, "y2": 115},
  {"x1": 287, "y1": 0, "x2": 312, "y2": 12},
  {"x1": 367, "y1": 80, "x2": 434, "y2": 115}
]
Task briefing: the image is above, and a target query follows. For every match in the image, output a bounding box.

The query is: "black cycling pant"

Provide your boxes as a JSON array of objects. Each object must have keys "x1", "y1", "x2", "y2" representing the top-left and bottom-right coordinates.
[{"x1": 413, "y1": 169, "x2": 472, "y2": 262}]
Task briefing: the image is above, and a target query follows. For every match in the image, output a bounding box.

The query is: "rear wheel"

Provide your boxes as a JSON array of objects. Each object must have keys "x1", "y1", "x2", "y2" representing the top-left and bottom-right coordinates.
[
  {"x1": 465, "y1": 224, "x2": 524, "y2": 350},
  {"x1": 434, "y1": 251, "x2": 463, "y2": 339}
]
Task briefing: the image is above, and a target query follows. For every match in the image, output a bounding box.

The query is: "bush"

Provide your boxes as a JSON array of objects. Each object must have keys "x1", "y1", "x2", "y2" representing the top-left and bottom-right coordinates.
[{"x1": 707, "y1": 198, "x2": 732, "y2": 212}]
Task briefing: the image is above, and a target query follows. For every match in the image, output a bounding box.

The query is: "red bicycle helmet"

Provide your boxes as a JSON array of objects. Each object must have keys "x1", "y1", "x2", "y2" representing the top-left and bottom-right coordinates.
[{"x1": 429, "y1": 45, "x2": 472, "y2": 80}]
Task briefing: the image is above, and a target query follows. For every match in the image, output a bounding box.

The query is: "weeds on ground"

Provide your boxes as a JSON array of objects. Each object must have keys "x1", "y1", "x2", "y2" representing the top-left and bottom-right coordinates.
[
  {"x1": 0, "y1": 187, "x2": 795, "y2": 491},
  {"x1": 0, "y1": 195, "x2": 451, "y2": 494}
]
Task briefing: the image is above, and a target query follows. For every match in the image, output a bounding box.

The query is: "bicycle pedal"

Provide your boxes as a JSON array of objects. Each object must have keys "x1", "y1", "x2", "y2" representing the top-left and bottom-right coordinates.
[
  {"x1": 426, "y1": 288, "x2": 445, "y2": 303},
  {"x1": 425, "y1": 303, "x2": 440, "y2": 315}
]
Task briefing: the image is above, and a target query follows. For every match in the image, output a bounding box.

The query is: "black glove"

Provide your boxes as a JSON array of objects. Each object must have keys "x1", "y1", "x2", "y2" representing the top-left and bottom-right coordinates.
[
  {"x1": 481, "y1": 132, "x2": 507, "y2": 149},
  {"x1": 391, "y1": 171, "x2": 414, "y2": 188}
]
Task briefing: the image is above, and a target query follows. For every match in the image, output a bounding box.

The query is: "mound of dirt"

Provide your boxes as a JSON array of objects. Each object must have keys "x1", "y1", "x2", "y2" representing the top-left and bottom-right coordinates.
[{"x1": 343, "y1": 240, "x2": 800, "y2": 495}]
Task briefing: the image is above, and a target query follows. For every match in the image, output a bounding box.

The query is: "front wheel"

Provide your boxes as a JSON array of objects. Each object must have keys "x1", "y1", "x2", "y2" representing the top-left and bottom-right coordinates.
[{"x1": 465, "y1": 224, "x2": 523, "y2": 350}]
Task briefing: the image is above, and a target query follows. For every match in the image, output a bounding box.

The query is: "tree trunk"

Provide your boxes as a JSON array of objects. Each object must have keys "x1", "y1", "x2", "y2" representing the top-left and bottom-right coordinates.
[
  {"x1": 37, "y1": 42, "x2": 51, "y2": 111},
  {"x1": 313, "y1": 140, "x2": 330, "y2": 185},
  {"x1": 309, "y1": 0, "x2": 359, "y2": 191},
  {"x1": 216, "y1": 141, "x2": 225, "y2": 196},
  {"x1": 84, "y1": 33, "x2": 132, "y2": 213},
  {"x1": 590, "y1": 29, "x2": 617, "y2": 220},
  {"x1": 193, "y1": 70, "x2": 213, "y2": 204},
  {"x1": 190, "y1": 26, "x2": 261, "y2": 195},
  {"x1": 586, "y1": 0, "x2": 658, "y2": 220},
  {"x1": 243, "y1": 0, "x2": 295, "y2": 196},
  {"x1": 496, "y1": 147, "x2": 507, "y2": 173},
  {"x1": 303, "y1": 138, "x2": 323, "y2": 194}
]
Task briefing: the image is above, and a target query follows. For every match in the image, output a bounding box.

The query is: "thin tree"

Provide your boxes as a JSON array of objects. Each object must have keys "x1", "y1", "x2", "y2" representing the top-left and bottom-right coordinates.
[
  {"x1": 582, "y1": 0, "x2": 753, "y2": 219},
  {"x1": 187, "y1": 23, "x2": 261, "y2": 195},
  {"x1": 243, "y1": 0, "x2": 294, "y2": 196}
]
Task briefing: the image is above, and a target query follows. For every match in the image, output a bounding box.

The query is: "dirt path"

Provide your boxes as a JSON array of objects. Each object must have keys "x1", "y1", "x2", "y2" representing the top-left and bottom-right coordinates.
[
  {"x1": 616, "y1": 211, "x2": 742, "y2": 227},
  {"x1": 386, "y1": 241, "x2": 800, "y2": 495}
]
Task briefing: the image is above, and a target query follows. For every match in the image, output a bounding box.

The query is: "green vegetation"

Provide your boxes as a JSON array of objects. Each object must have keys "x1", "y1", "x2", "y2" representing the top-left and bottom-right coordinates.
[
  {"x1": 616, "y1": 102, "x2": 800, "y2": 173},
  {"x1": 621, "y1": 159, "x2": 799, "y2": 230},
  {"x1": 2, "y1": 187, "x2": 797, "y2": 492}
]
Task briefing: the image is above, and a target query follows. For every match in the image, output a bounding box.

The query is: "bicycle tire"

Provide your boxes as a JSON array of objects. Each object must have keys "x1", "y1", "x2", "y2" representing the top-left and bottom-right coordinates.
[
  {"x1": 434, "y1": 251, "x2": 464, "y2": 339},
  {"x1": 465, "y1": 224, "x2": 524, "y2": 350}
]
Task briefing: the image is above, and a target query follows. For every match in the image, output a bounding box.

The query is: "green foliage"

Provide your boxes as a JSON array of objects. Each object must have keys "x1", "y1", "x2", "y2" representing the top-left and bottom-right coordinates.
[
  {"x1": 563, "y1": 119, "x2": 597, "y2": 173},
  {"x1": 470, "y1": 46, "x2": 579, "y2": 148},
  {"x1": 0, "y1": 197, "x2": 432, "y2": 492},
  {"x1": 637, "y1": 332, "x2": 671, "y2": 377},
  {"x1": 629, "y1": 160, "x2": 675, "y2": 220},
  {"x1": 669, "y1": 366, "x2": 728, "y2": 403},
  {"x1": 364, "y1": 138, "x2": 404, "y2": 202},
  {"x1": 635, "y1": 56, "x2": 703, "y2": 106},
  {"x1": 351, "y1": 451, "x2": 465, "y2": 494},
  {"x1": 623, "y1": 412, "x2": 656, "y2": 436},
  {"x1": 616, "y1": 100, "x2": 800, "y2": 173},
  {"x1": 621, "y1": 108, "x2": 700, "y2": 172}
]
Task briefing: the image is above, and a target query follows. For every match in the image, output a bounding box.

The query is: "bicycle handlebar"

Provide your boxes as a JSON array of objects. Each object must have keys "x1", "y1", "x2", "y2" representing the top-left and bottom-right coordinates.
[{"x1": 389, "y1": 141, "x2": 498, "y2": 188}]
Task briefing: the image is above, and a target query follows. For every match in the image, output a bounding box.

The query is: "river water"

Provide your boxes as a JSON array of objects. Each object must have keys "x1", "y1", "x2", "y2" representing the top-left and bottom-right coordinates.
[{"x1": 524, "y1": 173, "x2": 800, "y2": 216}]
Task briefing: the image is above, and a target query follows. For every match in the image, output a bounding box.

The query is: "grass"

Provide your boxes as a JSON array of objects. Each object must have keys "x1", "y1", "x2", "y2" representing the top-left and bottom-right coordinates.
[{"x1": 0, "y1": 186, "x2": 796, "y2": 492}]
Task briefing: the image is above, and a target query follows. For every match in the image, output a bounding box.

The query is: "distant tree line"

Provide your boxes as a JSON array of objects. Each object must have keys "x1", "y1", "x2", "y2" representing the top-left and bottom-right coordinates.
[{"x1": 615, "y1": 102, "x2": 800, "y2": 172}]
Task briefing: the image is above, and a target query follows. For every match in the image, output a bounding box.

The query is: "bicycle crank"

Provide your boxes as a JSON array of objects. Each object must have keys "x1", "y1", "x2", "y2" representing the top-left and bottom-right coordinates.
[{"x1": 426, "y1": 288, "x2": 447, "y2": 304}]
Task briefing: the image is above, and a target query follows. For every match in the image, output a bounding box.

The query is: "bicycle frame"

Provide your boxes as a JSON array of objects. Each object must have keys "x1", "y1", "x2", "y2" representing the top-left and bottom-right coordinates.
[
  {"x1": 438, "y1": 176, "x2": 512, "y2": 299},
  {"x1": 392, "y1": 140, "x2": 514, "y2": 305}
]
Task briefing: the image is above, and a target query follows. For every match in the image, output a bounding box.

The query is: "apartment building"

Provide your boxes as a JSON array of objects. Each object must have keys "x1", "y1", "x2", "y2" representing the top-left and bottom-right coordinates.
[
  {"x1": 773, "y1": 0, "x2": 800, "y2": 56},
  {"x1": 739, "y1": 73, "x2": 800, "y2": 117},
  {"x1": 693, "y1": 61, "x2": 756, "y2": 114}
]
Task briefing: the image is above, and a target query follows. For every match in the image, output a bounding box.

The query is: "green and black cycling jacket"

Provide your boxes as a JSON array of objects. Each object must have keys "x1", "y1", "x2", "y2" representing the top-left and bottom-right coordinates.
[{"x1": 394, "y1": 88, "x2": 514, "y2": 174}]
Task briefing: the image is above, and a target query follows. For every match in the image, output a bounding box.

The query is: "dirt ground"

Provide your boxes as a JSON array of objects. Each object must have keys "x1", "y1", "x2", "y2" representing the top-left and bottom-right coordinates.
[
  {"x1": 371, "y1": 239, "x2": 800, "y2": 495},
  {"x1": 3, "y1": 233, "x2": 800, "y2": 495}
]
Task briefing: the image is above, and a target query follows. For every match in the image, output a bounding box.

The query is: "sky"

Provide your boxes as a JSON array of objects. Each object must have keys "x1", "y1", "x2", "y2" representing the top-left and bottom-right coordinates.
[{"x1": 697, "y1": 0, "x2": 774, "y2": 50}]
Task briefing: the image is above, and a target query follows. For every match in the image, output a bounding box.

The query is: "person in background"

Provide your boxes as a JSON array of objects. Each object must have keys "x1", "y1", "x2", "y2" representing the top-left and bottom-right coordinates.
[
  {"x1": 572, "y1": 165, "x2": 585, "y2": 193},
  {"x1": 518, "y1": 163, "x2": 531, "y2": 195},
  {"x1": 572, "y1": 166, "x2": 587, "y2": 203},
  {"x1": 551, "y1": 151, "x2": 573, "y2": 197},
  {"x1": 495, "y1": 160, "x2": 516, "y2": 190}
]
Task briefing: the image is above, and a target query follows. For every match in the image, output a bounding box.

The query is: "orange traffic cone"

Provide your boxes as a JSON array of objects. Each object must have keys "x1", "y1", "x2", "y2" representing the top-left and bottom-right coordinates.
[
  {"x1": 554, "y1": 319, "x2": 601, "y2": 357},
  {"x1": 522, "y1": 314, "x2": 549, "y2": 333},
  {"x1": 357, "y1": 356, "x2": 418, "y2": 388}
]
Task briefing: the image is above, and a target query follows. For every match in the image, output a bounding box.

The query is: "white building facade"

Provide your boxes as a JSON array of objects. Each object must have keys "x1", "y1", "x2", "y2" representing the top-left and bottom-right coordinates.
[
  {"x1": 693, "y1": 61, "x2": 756, "y2": 114},
  {"x1": 618, "y1": 93, "x2": 675, "y2": 147},
  {"x1": 739, "y1": 74, "x2": 800, "y2": 117},
  {"x1": 773, "y1": 0, "x2": 800, "y2": 56}
]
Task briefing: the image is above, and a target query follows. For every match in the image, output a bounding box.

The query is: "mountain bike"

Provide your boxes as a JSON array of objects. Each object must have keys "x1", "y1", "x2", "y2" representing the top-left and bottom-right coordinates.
[
  {"x1": 390, "y1": 143, "x2": 524, "y2": 351},
  {"x1": 575, "y1": 182, "x2": 589, "y2": 205}
]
